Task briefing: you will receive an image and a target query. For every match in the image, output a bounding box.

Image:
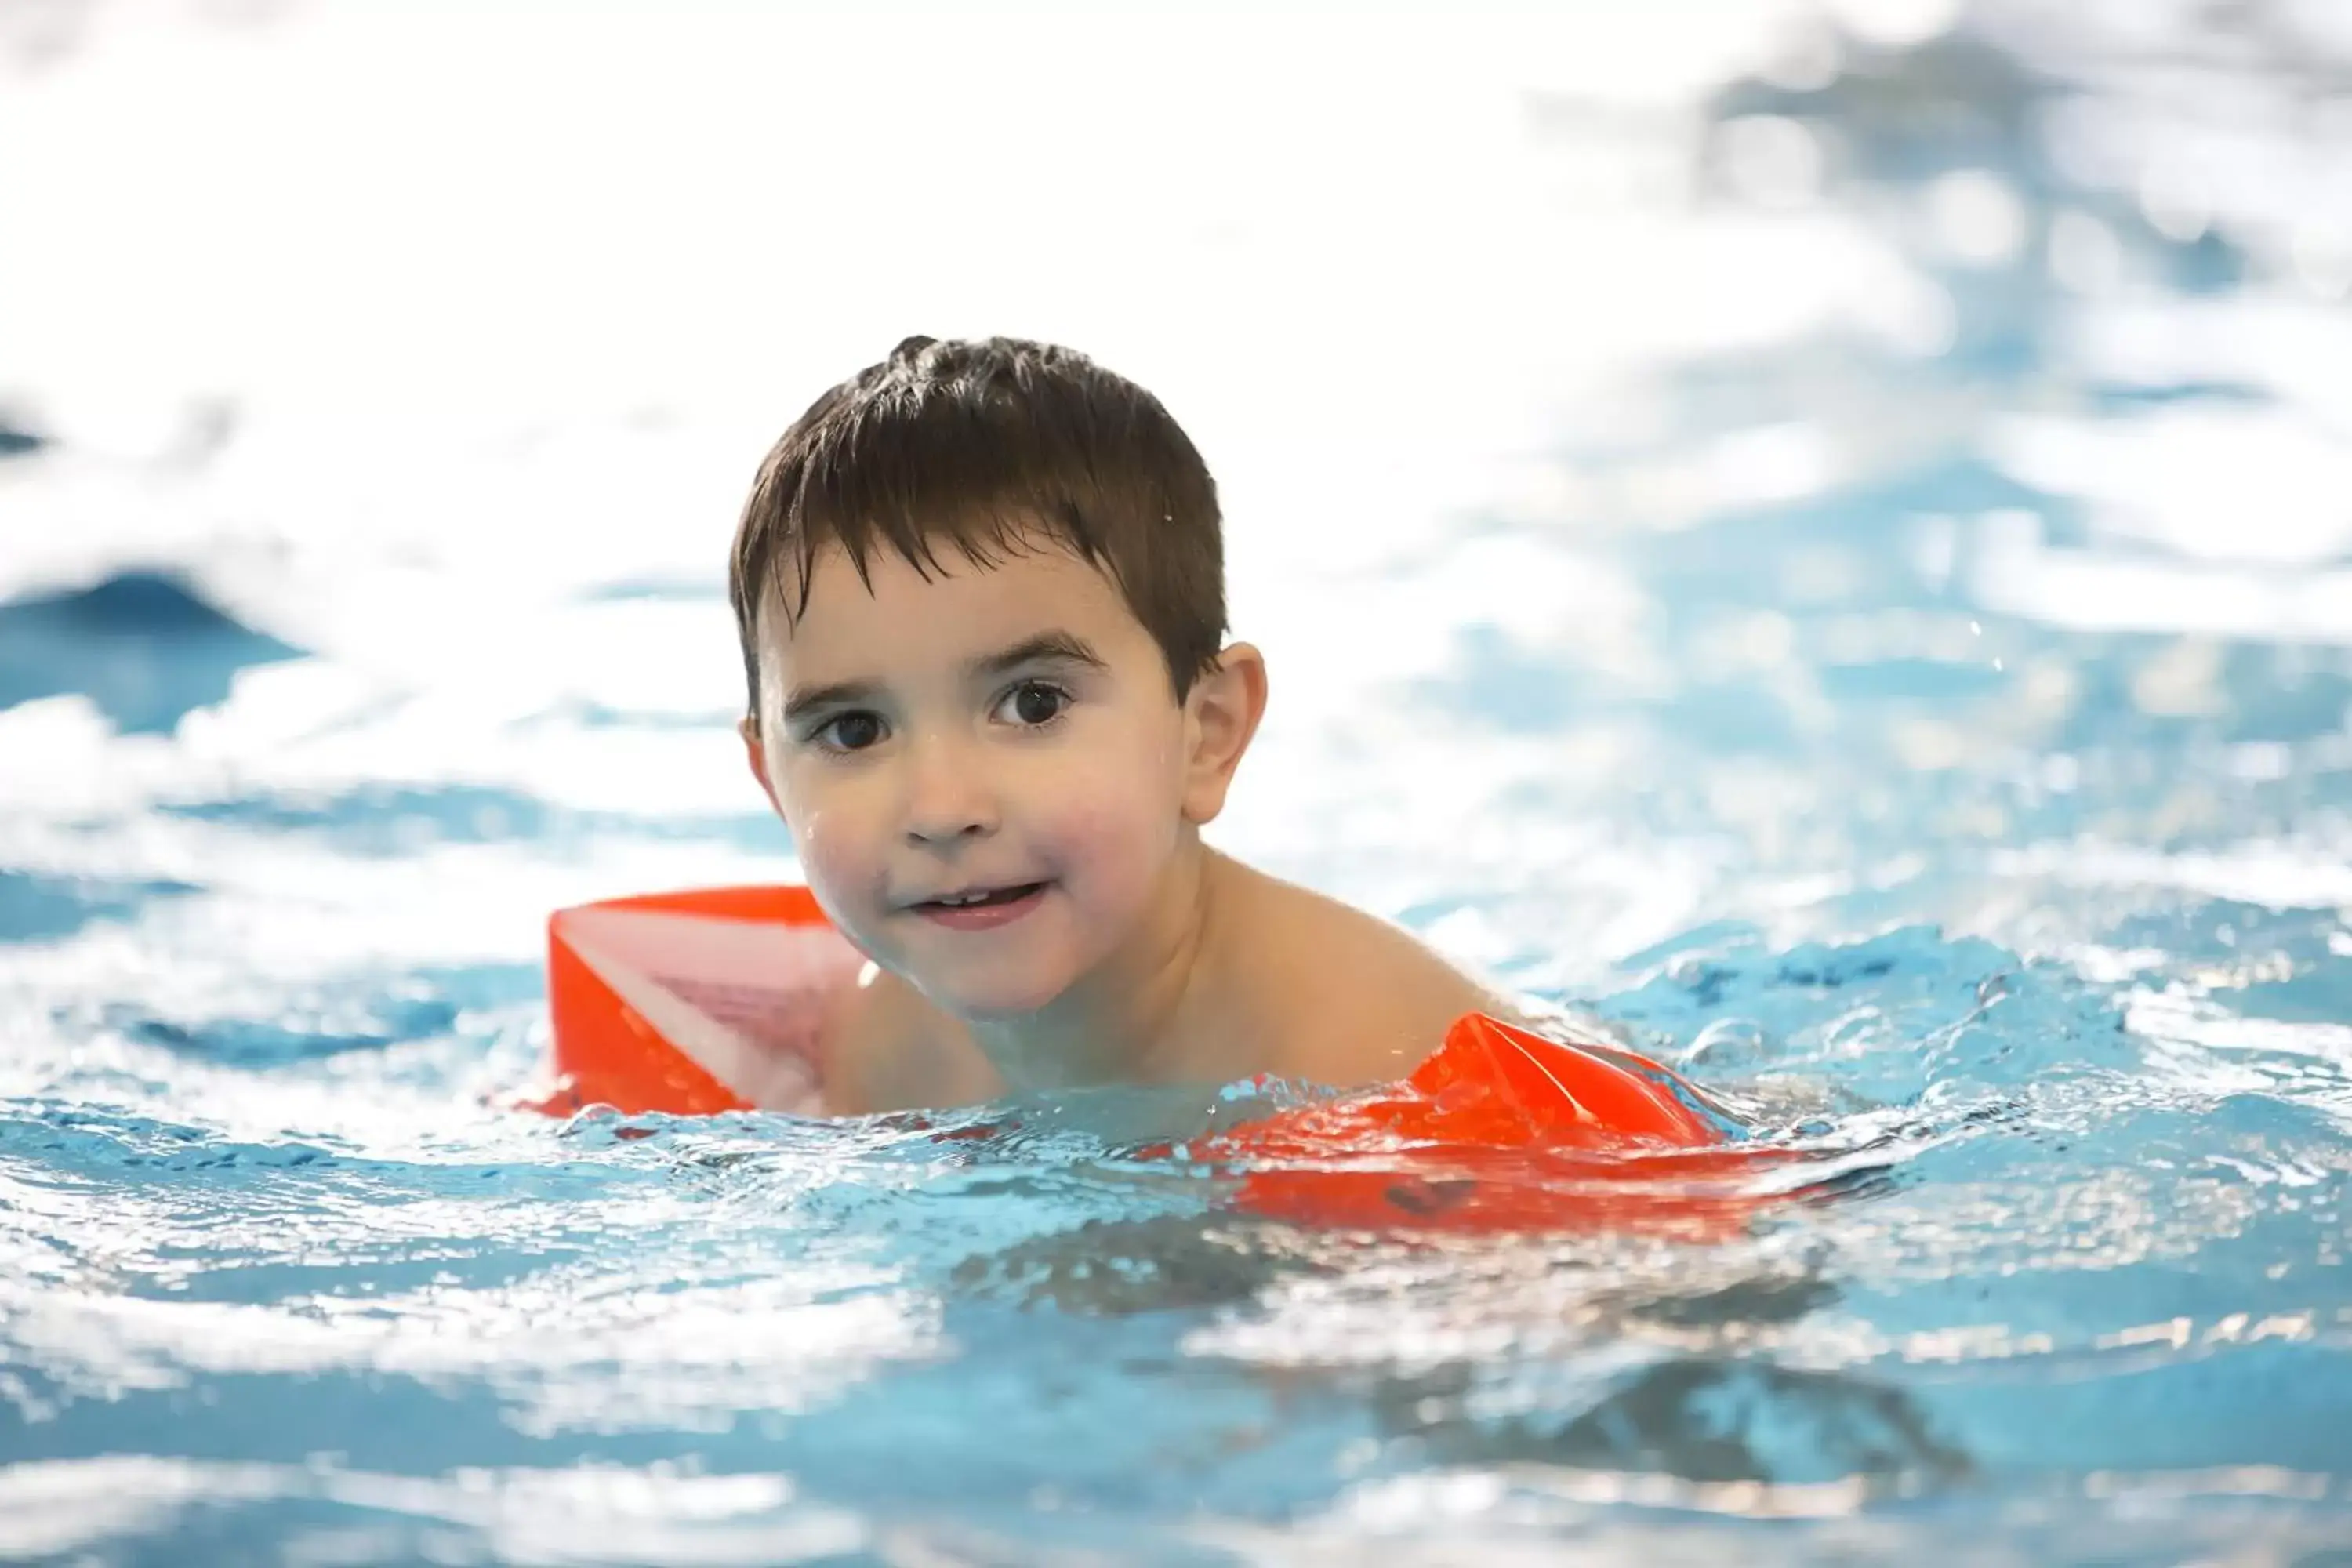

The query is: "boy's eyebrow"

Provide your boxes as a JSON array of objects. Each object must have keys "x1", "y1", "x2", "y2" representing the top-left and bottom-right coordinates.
[
  {"x1": 779, "y1": 677, "x2": 880, "y2": 726},
  {"x1": 779, "y1": 632, "x2": 1109, "y2": 725},
  {"x1": 969, "y1": 630, "x2": 1109, "y2": 678}
]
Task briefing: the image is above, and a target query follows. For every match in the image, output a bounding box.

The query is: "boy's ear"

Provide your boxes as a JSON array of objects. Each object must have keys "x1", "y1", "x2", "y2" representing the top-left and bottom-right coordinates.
[
  {"x1": 739, "y1": 716, "x2": 786, "y2": 818},
  {"x1": 1180, "y1": 641, "x2": 1268, "y2": 825}
]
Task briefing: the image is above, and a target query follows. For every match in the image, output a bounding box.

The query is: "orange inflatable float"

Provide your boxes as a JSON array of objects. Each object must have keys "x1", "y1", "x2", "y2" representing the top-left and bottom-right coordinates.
[
  {"x1": 533, "y1": 886, "x2": 1762, "y2": 1233},
  {"x1": 537, "y1": 884, "x2": 857, "y2": 1119},
  {"x1": 1200, "y1": 1011, "x2": 1767, "y2": 1235}
]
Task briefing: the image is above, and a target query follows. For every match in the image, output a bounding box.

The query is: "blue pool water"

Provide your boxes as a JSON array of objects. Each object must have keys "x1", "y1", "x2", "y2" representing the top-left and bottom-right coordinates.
[{"x1": 5, "y1": 4, "x2": 2352, "y2": 1563}]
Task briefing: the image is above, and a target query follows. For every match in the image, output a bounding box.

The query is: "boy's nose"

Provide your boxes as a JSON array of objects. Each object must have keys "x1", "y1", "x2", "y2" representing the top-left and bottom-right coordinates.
[{"x1": 900, "y1": 735, "x2": 997, "y2": 845}]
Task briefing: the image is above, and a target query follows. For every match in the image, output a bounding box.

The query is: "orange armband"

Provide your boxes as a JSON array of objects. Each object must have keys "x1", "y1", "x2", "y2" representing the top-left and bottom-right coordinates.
[
  {"x1": 1195, "y1": 1012, "x2": 1773, "y2": 1236},
  {"x1": 534, "y1": 884, "x2": 858, "y2": 1118}
]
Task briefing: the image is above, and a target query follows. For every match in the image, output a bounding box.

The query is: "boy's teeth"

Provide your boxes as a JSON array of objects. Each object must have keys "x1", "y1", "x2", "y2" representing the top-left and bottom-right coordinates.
[{"x1": 929, "y1": 884, "x2": 1036, "y2": 908}]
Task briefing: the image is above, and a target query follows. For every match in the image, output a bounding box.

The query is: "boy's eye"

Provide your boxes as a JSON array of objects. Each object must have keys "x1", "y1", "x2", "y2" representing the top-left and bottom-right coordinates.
[
  {"x1": 815, "y1": 711, "x2": 887, "y2": 752},
  {"x1": 996, "y1": 680, "x2": 1070, "y2": 728}
]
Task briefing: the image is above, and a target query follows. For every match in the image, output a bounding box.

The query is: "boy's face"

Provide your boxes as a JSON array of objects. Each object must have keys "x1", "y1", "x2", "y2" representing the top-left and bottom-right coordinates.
[{"x1": 744, "y1": 537, "x2": 1233, "y2": 1021}]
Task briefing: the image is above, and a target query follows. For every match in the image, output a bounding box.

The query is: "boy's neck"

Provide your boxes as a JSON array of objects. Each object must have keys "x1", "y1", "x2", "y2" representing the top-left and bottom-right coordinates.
[{"x1": 961, "y1": 839, "x2": 1248, "y2": 1093}]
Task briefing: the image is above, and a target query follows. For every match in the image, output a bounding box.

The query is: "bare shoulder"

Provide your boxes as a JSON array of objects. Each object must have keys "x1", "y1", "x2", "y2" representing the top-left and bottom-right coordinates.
[
  {"x1": 1218, "y1": 858, "x2": 1520, "y2": 1087},
  {"x1": 817, "y1": 961, "x2": 1001, "y2": 1116}
]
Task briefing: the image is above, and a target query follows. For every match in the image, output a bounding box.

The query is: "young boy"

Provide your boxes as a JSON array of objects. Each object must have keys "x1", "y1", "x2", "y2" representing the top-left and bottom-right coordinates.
[{"x1": 731, "y1": 336, "x2": 1514, "y2": 1115}]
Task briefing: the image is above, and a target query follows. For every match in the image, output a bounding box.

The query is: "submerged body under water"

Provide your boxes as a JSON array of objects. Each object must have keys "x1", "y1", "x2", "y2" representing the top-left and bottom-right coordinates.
[{"x1": 6, "y1": 4, "x2": 2352, "y2": 1563}]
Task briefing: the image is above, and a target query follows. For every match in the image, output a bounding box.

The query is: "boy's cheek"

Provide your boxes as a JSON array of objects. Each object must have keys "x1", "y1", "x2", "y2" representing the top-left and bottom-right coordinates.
[
  {"x1": 1040, "y1": 792, "x2": 1174, "y2": 902},
  {"x1": 773, "y1": 771, "x2": 854, "y2": 862},
  {"x1": 783, "y1": 808, "x2": 879, "y2": 917}
]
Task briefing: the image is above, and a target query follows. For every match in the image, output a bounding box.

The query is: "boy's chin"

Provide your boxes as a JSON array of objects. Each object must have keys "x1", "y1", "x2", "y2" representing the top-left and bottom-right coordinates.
[
  {"x1": 916, "y1": 963, "x2": 1078, "y2": 1025},
  {"x1": 930, "y1": 982, "x2": 1072, "y2": 1025}
]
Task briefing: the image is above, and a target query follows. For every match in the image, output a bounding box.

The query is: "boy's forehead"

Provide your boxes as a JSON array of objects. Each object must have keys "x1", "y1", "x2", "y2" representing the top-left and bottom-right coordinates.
[{"x1": 761, "y1": 537, "x2": 1139, "y2": 668}]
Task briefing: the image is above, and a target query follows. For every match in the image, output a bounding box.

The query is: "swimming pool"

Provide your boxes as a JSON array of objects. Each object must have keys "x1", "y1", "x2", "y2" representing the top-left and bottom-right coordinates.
[{"x1": 5, "y1": 4, "x2": 2351, "y2": 1562}]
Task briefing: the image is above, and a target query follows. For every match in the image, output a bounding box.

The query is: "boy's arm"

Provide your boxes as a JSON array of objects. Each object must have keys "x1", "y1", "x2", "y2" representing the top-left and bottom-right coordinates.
[
  {"x1": 811, "y1": 960, "x2": 1001, "y2": 1116},
  {"x1": 810, "y1": 959, "x2": 892, "y2": 1116}
]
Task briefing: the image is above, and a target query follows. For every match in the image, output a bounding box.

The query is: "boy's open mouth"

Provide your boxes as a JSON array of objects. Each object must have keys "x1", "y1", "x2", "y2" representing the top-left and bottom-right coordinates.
[{"x1": 911, "y1": 881, "x2": 1051, "y2": 927}]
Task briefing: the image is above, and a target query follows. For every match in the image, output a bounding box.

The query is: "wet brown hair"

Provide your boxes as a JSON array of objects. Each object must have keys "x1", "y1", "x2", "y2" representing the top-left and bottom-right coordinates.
[{"x1": 729, "y1": 336, "x2": 1226, "y2": 720}]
